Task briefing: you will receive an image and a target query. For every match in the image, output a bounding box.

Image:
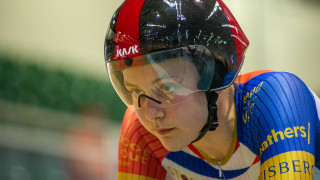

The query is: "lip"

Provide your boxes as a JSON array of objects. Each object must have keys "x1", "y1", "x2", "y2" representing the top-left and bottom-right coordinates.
[{"x1": 156, "y1": 128, "x2": 175, "y2": 136}]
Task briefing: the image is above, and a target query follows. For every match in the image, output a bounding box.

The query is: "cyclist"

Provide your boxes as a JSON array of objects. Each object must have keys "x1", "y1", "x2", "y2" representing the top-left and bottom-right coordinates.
[{"x1": 104, "y1": 0, "x2": 320, "y2": 179}]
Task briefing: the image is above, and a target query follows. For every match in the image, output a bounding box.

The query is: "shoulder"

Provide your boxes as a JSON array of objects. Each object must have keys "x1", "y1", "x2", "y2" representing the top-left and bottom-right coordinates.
[
  {"x1": 237, "y1": 72, "x2": 317, "y2": 152},
  {"x1": 237, "y1": 70, "x2": 317, "y2": 120},
  {"x1": 236, "y1": 70, "x2": 317, "y2": 132},
  {"x1": 244, "y1": 71, "x2": 316, "y2": 119},
  {"x1": 118, "y1": 106, "x2": 168, "y2": 178},
  {"x1": 236, "y1": 71, "x2": 319, "y2": 178},
  {"x1": 237, "y1": 70, "x2": 317, "y2": 137},
  {"x1": 238, "y1": 70, "x2": 310, "y2": 93}
]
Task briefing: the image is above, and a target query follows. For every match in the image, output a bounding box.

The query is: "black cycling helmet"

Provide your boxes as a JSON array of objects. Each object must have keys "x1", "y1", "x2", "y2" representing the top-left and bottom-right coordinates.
[{"x1": 104, "y1": 0, "x2": 249, "y2": 142}]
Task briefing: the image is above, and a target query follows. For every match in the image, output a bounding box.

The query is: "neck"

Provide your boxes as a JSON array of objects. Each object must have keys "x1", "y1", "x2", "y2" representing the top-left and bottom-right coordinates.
[
  {"x1": 193, "y1": 113, "x2": 235, "y2": 161},
  {"x1": 193, "y1": 87, "x2": 236, "y2": 162}
]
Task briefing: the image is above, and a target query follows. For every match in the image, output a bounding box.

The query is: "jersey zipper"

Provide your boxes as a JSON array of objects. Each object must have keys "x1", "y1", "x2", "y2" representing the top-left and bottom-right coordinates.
[{"x1": 218, "y1": 160, "x2": 223, "y2": 178}]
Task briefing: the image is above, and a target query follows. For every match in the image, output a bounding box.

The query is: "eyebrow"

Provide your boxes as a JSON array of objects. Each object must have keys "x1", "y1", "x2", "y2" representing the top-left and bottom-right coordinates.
[
  {"x1": 124, "y1": 77, "x2": 171, "y2": 89},
  {"x1": 123, "y1": 81, "x2": 139, "y2": 89}
]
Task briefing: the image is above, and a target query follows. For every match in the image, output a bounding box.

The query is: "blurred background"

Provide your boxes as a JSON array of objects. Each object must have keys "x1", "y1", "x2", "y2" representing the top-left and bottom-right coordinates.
[{"x1": 0, "y1": 0, "x2": 319, "y2": 179}]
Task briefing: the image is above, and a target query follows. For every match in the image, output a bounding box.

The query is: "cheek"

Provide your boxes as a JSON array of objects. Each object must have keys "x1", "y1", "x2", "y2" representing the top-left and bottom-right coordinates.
[
  {"x1": 135, "y1": 110, "x2": 152, "y2": 131},
  {"x1": 216, "y1": 92, "x2": 232, "y2": 119},
  {"x1": 169, "y1": 92, "x2": 208, "y2": 129}
]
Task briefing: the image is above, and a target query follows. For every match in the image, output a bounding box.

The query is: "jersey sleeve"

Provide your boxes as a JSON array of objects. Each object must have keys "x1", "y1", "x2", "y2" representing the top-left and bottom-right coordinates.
[
  {"x1": 117, "y1": 106, "x2": 169, "y2": 180},
  {"x1": 240, "y1": 72, "x2": 318, "y2": 179}
]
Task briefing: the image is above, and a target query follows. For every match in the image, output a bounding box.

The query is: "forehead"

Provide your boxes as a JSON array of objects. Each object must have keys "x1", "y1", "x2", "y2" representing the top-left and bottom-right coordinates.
[{"x1": 122, "y1": 57, "x2": 198, "y2": 83}]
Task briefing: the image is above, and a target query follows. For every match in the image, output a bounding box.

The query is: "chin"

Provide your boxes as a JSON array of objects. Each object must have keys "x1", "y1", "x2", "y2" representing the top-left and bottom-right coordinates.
[{"x1": 159, "y1": 138, "x2": 187, "y2": 152}]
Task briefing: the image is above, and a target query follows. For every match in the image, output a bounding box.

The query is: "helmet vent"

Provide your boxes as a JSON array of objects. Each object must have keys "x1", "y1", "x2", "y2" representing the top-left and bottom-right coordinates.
[
  {"x1": 142, "y1": 10, "x2": 151, "y2": 16},
  {"x1": 139, "y1": 22, "x2": 147, "y2": 29},
  {"x1": 137, "y1": 34, "x2": 145, "y2": 41}
]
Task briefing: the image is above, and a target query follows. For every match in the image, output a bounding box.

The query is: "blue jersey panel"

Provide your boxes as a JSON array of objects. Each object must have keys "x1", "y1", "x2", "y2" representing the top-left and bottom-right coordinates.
[{"x1": 236, "y1": 72, "x2": 318, "y2": 165}]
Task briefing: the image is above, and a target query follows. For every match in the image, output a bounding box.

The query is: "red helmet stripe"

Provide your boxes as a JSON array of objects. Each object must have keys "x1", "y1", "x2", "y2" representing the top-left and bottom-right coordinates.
[
  {"x1": 114, "y1": 0, "x2": 146, "y2": 60},
  {"x1": 217, "y1": 0, "x2": 249, "y2": 67}
]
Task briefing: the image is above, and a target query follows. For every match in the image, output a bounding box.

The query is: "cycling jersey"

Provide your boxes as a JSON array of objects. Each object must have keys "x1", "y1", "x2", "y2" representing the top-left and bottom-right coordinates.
[{"x1": 117, "y1": 70, "x2": 320, "y2": 179}]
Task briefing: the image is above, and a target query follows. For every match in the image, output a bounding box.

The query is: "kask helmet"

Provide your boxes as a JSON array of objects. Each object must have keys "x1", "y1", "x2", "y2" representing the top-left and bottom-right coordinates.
[{"x1": 104, "y1": 0, "x2": 248, "y2": 141}]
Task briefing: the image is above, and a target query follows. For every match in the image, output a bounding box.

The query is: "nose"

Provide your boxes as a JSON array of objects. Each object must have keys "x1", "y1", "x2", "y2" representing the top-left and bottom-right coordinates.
[{"x1": 139, "y1": 95, "x2": 165, "y2": 121}]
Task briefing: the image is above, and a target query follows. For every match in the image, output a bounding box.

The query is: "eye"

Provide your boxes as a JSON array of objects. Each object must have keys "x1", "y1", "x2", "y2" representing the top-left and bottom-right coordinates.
[
  {"x1": 130, "y1": 88, "x2": 144, "y2": 96},
  {"x1": 160, "y1": 83, "x2": 179, "y2": 93}
]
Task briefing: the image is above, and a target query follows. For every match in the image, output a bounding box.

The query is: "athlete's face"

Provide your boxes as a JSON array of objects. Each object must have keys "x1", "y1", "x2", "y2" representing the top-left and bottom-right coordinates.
[{"x1": 122, "y1": 58, "x2": 208, "y2": 151}]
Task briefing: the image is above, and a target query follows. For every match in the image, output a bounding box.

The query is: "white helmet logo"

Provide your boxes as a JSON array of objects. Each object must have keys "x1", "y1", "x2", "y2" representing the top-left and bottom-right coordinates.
[{"x1": 116, "y1": 45, "x2": 139, "y2": 58}]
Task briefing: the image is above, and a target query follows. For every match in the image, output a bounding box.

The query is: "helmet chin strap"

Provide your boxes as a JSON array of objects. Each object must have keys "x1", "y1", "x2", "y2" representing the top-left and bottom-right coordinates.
[{"x1": 191, "y1": 91, "x2": 219, "y2": 143}]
